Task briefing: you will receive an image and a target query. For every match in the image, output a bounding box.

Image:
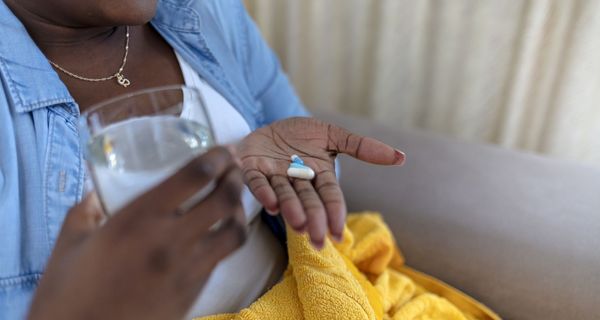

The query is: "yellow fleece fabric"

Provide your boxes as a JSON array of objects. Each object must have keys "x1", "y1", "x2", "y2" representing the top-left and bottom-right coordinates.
[{"x1": 197, "y1": 212, "x2": 501, "y2": 320}]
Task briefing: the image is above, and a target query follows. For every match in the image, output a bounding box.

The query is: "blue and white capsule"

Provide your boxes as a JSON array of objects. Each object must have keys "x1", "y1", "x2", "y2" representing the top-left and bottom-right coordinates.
[{"x1": 287, "y1": 154, "x2": 315, "y2": 180}]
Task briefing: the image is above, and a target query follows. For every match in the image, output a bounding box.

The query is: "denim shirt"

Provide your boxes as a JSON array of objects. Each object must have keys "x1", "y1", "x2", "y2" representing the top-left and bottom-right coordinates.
[{"x1": 0, "y1": 0, "x2": 308, "y2": 318}]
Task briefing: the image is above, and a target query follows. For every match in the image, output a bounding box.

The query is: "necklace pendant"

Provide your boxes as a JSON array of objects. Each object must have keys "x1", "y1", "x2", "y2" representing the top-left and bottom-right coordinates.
[{"x1": 116, "y1": 74, "x2": 131, "y2": 88}]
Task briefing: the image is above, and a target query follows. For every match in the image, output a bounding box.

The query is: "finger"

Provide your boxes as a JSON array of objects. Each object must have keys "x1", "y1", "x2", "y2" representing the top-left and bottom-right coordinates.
[
  {"x1": 243, "y1": 168, "x2": 278, "y2": 214},
  {"x1": 178, "y1": 166, "x2": 245, "y2": 241},
  {"x1": 270, "y1": 175, "x2": 306, "y2": 231},
  {"x1": 189, "y1": 216, "x2": 247, "y2": 271},
  {"x1": 179, "y1": 214, "x2": 247, "y2": 301},
  {"x1": 293, "y1": 179, "x2": 327, "y2": 249},
  {"x1": 57, "y1": 193, "x2": 105, "y2": 248},
  {"x1": 123, "y1": 146, "x2": 235, "y2": 217},
  {"x1": 328, "y1": 125, "x2": 405, "y2": 166},
  {"x1": 314, "y1": 171, "x2": 346, "y2": 241}
]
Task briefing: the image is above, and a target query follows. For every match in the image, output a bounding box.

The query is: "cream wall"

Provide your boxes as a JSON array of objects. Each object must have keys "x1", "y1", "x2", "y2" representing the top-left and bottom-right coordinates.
[{"x1": 245, "y1": 0, "x2": 600, "y2": 166}]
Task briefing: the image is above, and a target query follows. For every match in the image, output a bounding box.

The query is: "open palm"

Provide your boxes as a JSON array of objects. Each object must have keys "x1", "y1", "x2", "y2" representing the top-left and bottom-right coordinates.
[{"x1": 238, "y1": 117, "x2": 405, "y2": 248}]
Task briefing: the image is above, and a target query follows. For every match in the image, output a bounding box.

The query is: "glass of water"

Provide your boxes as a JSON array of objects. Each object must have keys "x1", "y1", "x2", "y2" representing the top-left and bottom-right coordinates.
[{"x1": 80, "y1": 85, "x2": 215, "y2": 215}]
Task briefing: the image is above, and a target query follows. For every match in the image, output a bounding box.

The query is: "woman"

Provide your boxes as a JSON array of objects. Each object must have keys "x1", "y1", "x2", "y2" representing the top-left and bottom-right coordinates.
[{"x1": 0, "y1": 0, "x2": 404, "y2": 319}]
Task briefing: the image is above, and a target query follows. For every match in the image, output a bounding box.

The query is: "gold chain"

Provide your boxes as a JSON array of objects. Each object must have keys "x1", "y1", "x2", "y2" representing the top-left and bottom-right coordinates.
[{"x1": 48, "y1": 26, "x2": 131, "y2": 87}]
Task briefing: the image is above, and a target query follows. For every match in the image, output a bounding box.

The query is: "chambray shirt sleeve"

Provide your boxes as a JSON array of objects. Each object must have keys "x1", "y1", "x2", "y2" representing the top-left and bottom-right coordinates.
[
  {"x1": 0, "y1": 91, "x2": 37, "y2": 320},
  {"x1": 235, "y1": 1, "x2": 310, "y2": 125}
]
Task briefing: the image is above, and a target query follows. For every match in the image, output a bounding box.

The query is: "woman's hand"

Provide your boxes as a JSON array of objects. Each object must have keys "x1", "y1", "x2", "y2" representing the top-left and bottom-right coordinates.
[
  {"x1": 238, "y1": 117, "x2": 405, "y2": 248},
  {"x1": 28, "y1": 147, "x2": 246, "y2": 320}
]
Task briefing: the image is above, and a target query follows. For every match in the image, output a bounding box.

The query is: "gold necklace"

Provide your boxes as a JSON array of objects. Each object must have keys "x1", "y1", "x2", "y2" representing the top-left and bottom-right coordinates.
[{"x1": 48, "y1": 26, "x2": 131, "y2": 88}]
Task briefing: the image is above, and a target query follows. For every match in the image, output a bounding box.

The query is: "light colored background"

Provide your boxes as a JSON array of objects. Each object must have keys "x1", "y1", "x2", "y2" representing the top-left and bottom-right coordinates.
[{"x1": 245, "y1": 0, "x2": 600, "y2": 166}]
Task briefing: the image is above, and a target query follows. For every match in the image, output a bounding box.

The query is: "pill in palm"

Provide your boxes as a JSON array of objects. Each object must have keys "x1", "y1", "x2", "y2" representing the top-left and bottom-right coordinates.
[{"x1": 287, "y1": 154, "x2": 315, "y2": 180}]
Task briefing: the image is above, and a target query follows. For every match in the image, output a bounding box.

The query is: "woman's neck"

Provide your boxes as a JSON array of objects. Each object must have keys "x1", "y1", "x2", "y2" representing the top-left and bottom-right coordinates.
[{"x1": 4, "y1": 0, "x2": 127, "y2": 71}]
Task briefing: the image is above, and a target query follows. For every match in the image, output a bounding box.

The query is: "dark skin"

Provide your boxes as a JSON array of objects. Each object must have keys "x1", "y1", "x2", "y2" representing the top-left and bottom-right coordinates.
[
  {"x1": 6, "y1": 0, "x2": 406, "y2": 318},
  {"x1": 52, "y1": 24, "x2": 185, "y2": 109},
  {"x1": 5, "y1": 0, "x2": 182, "y2": 110},
  {"x1": 7, "y1": 0, "x2": 407, "y2": 248},
  {"x1": 239, "y1": 117, "x2": 405, "y2": 247},
  {"x1": 28, "y1": 147, "x2": 248, "y2": 320}
]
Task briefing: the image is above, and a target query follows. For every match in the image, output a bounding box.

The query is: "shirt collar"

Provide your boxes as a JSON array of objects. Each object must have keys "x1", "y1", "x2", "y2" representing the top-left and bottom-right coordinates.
[
  {"x1": 0, "y1": 0, "x2": 201, "y2": 114},
  {"x1": 152, "y1": 0, "x2": 201, "y2": 33},
  {"x1": 0, "y1": 1, "x2": 75, "y2": 113}
]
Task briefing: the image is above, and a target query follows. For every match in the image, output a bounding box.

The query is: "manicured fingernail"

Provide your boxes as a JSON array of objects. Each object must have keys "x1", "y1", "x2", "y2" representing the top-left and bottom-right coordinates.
[
  {"x1": 265, "y1": 208, "x2": 279, "y2": 216},
  {"x1": 312, "y1": 240, "x2": 325, "y2": 250},
  {"x1": 293, "y1": 224, "x2": 307, "y2": 233},
  {"x1": 332, "y1": 234, "x2": 344, "y2": 243},
  {"x1": 394, "y1": 149, "x2": 406, "y2": 166}
]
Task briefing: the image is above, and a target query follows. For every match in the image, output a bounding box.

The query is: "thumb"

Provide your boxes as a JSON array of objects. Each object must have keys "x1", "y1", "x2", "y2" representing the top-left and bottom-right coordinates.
[{"x1": 328, "y1": 124, "x2": 406, "y2": 166}]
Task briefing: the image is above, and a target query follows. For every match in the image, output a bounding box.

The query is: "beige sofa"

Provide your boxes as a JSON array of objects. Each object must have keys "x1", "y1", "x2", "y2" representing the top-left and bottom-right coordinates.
[{"x1": 320, "y1": 112, "x2": 600, "y2": 319}]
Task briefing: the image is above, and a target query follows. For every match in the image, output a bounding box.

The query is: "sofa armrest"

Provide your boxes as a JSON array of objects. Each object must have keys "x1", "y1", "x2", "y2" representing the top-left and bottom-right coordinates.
[{"x1": 317, "y1": 112, "x2": 600, "y2": 320}]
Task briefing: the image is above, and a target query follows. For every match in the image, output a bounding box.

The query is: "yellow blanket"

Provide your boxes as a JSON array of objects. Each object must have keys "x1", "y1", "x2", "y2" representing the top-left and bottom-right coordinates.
[{"x1": 198, "y1": 212, "x2": 500, "y2": 320}]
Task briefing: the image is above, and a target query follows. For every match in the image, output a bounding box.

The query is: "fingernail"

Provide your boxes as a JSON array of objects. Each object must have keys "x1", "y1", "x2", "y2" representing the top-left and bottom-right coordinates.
[
  {"x1": 312, "y1": 240, "x2": 325, "y2": 251},
  {"x1": 332, "y1": 234, "x2": 344, "y2": 243},
  {"x1": 293, "y1": 224, "x2": 307, "y2": 233},
  {"x1": 394, "y1": 149, "x2": 406, "y2": 166},
  {"x1": 265, "y1": 208, "x2": 279, "y2": 216}
]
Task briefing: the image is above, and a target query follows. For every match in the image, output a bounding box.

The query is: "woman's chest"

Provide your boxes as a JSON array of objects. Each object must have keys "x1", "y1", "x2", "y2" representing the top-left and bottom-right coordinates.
[{"x1": 57, "y1": 25, "x2": 185, "y2": 111}]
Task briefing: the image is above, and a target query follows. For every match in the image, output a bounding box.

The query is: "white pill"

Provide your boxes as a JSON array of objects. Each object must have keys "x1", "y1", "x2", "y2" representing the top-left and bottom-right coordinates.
[{"x1": 287, "y1": 167, "x2": 315, "y2": 180}]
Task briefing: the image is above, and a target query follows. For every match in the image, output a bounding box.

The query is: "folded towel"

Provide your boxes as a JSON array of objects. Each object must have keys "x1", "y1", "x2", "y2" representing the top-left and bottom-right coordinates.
[{"x1": 197, "y1": 212, "x2": 500, "y2": 320}]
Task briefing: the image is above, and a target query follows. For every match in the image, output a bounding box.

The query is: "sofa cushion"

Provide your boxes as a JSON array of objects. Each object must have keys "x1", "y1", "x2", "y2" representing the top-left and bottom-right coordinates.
[{"x1": 318, "y1": 112, "x2": 600, "y2": 320}]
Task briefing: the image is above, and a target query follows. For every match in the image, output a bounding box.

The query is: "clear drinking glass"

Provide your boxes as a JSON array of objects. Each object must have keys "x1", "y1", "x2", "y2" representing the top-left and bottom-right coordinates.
[{"x1": 80, "y1": 85, "x2": 215, "y2": 215}]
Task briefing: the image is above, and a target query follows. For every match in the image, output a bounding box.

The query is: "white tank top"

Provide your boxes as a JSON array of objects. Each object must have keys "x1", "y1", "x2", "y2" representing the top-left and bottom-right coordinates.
[{"x1": 176, "y1": 53, "x2": 285, "y2": 317}]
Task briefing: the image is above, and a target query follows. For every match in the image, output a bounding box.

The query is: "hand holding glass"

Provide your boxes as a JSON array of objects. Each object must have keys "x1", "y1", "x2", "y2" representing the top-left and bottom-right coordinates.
[{"x1": 80, "y1": 85, "x2": 215, "y2": 215}]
